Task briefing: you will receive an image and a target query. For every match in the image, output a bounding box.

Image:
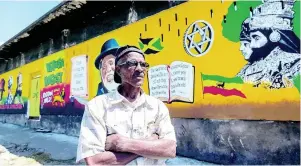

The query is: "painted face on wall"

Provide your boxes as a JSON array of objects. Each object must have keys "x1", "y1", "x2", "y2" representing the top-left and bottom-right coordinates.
[
  {"x1": 100, "y1": 54, "x2": 119, "y2": 91},
  {"x1": 239, "y1": 40, "x2": 253, "y2": 60},
  {"x1": 250, "y1": 31, "x2": 268, "y2": 49}
]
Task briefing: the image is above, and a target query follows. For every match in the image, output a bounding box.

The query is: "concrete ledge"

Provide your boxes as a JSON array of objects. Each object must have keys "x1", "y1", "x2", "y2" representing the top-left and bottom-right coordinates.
[
  {"x1": 173, "y1": 118, "x2": 300, "y2": 165},
  {"x1": 0, "y1": 114, "x2": 82, "y2": 137},
  {"x1": 0, "y1": 114, "x2": 27, "y2": 126}
]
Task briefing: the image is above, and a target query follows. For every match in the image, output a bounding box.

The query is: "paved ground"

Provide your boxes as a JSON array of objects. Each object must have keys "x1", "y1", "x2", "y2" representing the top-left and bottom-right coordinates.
[
  {"x1": 0, "y1": 122, "x2": 216, "y2": 165},
  {"x1": 0, "y1": 123, "x2": 80, "y2": 165}
]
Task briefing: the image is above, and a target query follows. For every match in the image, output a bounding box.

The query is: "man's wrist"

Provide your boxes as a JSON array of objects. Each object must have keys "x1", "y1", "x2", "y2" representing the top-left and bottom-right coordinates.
[
  {"x1": 123, "y1": 137, "x2": 138, "y2": 153},
  {"x1": 124, "y1": 138, "x2": 135, "y2": 152}
]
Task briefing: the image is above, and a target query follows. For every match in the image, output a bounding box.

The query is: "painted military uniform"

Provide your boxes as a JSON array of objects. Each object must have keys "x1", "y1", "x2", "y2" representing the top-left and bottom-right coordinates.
[
  {"x1": 237, "y1": 47, "x2": 300, "y2": 88},
  {"x1": 96, "y1": 81, "x2": 108, "y2": 96}
]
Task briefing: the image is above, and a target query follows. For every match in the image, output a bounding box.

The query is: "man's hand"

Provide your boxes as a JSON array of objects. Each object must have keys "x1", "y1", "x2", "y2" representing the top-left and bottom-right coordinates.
[
  {"x1": 145, "y1": 134, "x2": 159, "y2": 141},
  {"x1": 105, "y1": 133, "x2": 176, "y2": 159},
  {"x1": 105, "y1": 134, "x2": 120, "y2": 151},
  {"x1": 105, "y1": 134, "x2": 129, "y2": 152},
  {"x1": 105, "y1": 134, "x2": 159, "y2": 152}
]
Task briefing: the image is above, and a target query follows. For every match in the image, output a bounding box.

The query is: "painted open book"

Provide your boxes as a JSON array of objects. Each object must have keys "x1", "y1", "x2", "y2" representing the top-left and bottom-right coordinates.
[{"x1": 147, "y1": 61, "x2": 195, "y2": 103}]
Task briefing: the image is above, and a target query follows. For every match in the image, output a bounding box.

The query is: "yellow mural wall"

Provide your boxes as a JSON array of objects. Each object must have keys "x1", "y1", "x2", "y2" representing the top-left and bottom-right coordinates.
[{"x1": 0, "y1": 0, "x2": 299, "y2": 121}]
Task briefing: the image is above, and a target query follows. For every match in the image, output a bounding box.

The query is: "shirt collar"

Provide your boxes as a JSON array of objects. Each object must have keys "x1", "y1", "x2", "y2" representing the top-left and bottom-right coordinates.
[{"x1": 108, "y1": 85, "x2": 153, "y2": 109}]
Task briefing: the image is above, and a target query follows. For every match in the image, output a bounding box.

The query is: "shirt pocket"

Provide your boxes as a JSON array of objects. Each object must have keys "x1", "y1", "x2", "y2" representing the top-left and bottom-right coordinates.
[
  {"x1": 106, "y1": 112, "x2": 131, "y2": 137},
  {"x1": 146, "y1": 120, "x2": 159, "y2": 137},
  {"x1": 106, "y1": 120, "x2": 130, "y2": 136}
]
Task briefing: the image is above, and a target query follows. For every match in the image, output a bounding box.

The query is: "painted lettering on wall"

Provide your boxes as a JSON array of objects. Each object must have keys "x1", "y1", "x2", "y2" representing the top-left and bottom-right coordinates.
[
  {"x1": 42, "y1": 91, "x2": 53, "y2": 104},
  {"x1": 70, "y1": 55, "x2": 88, "y2": 97},
  {"x1": 46, "y1": 58, "x2": 64, "y2": 72},
  {"x1": 147, "y1": 61, "x2": 195, "y2": 103},
  {"x1": 44, "y1": 72, "x2": 63, "y2": 87},
  {"x1": 44, "y1": 58, "x2": 64, "y2": 87},
  {"x1": 40, "y1": 83, "x2": 69, "y2": 109}
]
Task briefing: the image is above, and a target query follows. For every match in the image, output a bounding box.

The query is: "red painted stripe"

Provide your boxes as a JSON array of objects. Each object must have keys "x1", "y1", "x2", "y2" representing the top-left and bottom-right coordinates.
[{"x1": 203, "y1": 86, "x2": 247, "y2": 98}]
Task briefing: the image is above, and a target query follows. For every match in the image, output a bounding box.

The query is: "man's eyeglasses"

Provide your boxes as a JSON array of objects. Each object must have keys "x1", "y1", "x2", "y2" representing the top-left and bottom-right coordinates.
[{"x1": 118, "y1": 60, "x2": 149, "y2": 69}]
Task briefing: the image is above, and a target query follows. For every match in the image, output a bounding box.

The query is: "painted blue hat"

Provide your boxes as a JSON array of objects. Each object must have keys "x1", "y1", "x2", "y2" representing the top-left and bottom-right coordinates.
[{"x1": 94, "y1": 38, "x2": 120, "y2": 69}]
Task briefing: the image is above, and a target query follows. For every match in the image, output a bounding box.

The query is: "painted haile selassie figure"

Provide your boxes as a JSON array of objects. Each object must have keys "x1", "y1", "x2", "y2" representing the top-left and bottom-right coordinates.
[{"x1": 237, "y1": 0, "x2": 300, "y2": 89}]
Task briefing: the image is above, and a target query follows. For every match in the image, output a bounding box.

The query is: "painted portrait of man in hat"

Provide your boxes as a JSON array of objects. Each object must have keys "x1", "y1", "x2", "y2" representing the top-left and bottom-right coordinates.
[{"x1": 94, "y1": 38, "x2": 120, "y2": 96}]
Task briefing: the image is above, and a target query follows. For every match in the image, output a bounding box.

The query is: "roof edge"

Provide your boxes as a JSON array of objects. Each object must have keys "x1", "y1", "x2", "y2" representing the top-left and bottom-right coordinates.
[{"x1": 0, "y1": 0, "x2": 72, "y2": 49}]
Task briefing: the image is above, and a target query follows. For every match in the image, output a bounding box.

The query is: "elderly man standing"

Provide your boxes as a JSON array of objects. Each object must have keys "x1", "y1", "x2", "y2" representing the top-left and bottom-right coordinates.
[{"x1": 76, "y1": 45, "x2": 177, "y2": 165}]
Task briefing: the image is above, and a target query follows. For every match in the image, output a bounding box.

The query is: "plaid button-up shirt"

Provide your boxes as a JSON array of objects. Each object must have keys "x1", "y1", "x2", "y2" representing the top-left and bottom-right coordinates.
[{"x1": 76, "y1": 88, "x2": 177, "y2": 165}]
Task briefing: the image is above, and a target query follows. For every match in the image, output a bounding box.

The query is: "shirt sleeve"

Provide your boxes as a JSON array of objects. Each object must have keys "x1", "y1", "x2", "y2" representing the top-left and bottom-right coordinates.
[
  {"x1": 155, "y1": 100, "x2": 177, "y2": 142},
  {"x1": 76, "y1": 99, "x2": 107, "y2": 163}
]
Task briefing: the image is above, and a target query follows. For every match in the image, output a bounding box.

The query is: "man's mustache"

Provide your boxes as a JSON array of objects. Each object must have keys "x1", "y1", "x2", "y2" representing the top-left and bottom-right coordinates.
[{"x1": 133, "y1": 71, "x2": 144, "y2": 77}]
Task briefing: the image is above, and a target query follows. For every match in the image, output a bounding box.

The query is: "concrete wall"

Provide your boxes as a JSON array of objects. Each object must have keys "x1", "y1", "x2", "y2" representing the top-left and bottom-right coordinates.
[
  {"x1": 0, "y1": 114, "x2": 81, "y2": 137},
  {"x1": 173, "y1": 118, "x2": 300, "y2": 165},
  {"x1": 0, "y1": 115, "x2": 299, "y2": 164}
]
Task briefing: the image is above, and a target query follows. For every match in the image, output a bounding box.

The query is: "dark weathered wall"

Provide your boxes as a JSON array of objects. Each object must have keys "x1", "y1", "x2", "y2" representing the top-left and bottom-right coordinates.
[
  {"x1": 0, "y1": 114, "x2": 81, "y2": 136},
  {"x1": 173, "y1": 118, "x2": 300, "y2": 165}
]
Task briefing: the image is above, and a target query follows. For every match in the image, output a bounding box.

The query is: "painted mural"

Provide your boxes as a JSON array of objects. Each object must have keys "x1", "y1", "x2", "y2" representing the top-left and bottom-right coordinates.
[
  {"x1": 40, "y1": 51, "x2": 86, "y2": 115},
  {"x1": 0, "y1": 71, "x2": 27, "y2": 114},
  {"x1": 0, "y1": 0, "x2": 299, "y2": 121},
  {"x1": 234, "y1": 1, "x2": 300, "y2": 90}
]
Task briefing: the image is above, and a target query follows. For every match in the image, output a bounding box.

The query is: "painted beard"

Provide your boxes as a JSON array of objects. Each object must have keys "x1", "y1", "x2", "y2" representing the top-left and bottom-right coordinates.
[
  {"x1": 102, "y1": 71, "x2": 119, "y2": 92},
  {"x1": 248, "y1": 41, "x2": 278, "y2": 64}
]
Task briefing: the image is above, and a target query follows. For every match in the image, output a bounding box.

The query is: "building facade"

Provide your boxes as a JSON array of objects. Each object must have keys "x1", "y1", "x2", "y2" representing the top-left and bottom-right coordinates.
[{"x1": 0, "y1": 0, "x2": 299, "y2": 164}]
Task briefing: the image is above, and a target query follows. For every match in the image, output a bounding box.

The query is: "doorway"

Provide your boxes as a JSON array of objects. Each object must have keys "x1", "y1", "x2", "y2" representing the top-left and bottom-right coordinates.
[{"x1": 28, "y1": 75, "x2": 41, "y2": 120}]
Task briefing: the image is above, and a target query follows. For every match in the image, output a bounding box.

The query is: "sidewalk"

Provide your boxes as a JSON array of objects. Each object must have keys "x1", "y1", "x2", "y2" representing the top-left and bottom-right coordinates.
[
  {"x1": 0, "y1": 122, "x2": 78, "y2": 165},
  {"x1": 0, "y1": 122, "x2": 216, "y2": 165}
]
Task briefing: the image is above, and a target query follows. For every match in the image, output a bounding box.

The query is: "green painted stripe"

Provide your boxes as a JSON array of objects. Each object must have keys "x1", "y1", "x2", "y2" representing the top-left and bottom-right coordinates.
[
  {"x1": 152, "y1": 38, "x2": 164, "y2": 50},
  {"x1": 138, "y1": 41, "x2": 144, "y2": 50},
  {"x1": 202, "y1": 73, "x2": 243, "y2": 84},
  {"x1": 293, "y1": 74, "x2": 300, "y2": 93}
]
